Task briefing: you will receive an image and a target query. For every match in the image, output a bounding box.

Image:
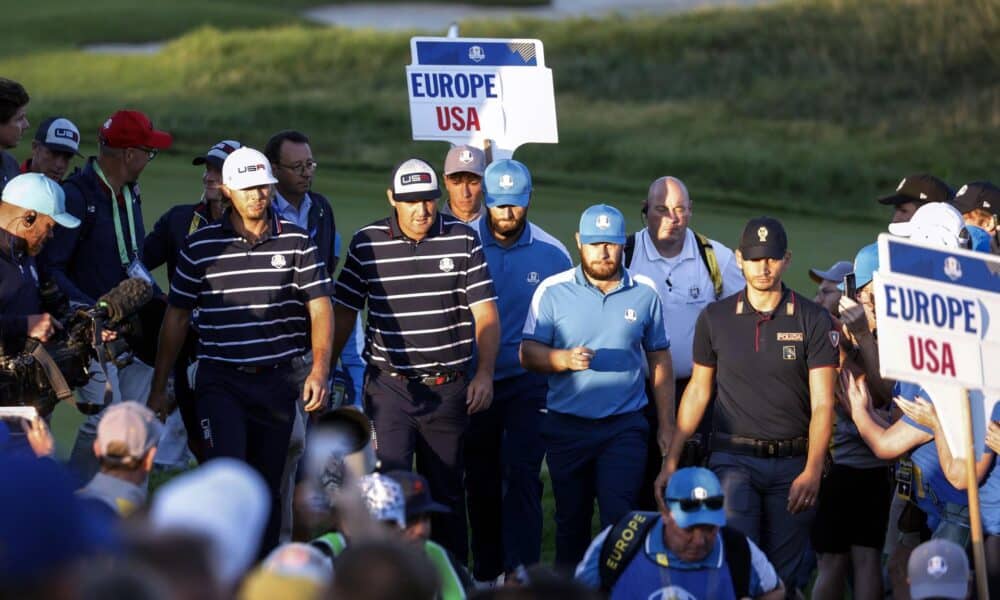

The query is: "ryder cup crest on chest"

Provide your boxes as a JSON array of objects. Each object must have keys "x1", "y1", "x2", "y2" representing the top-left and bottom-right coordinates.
[
  {"x1": 439, "y1": 257, "x2": 455, "y2": 272},
  {"x1": 271, "y1": 254, "x2": 287, "y2": 269}
]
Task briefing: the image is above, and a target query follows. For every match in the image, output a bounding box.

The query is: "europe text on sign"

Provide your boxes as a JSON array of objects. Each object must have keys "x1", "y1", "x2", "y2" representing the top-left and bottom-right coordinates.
[
  {"x1": 406, "y1": 37, "x2": 558, "y2": 158},
  {"x1": 875, "y1": 234, "x2": 1000, "y2": 390}
]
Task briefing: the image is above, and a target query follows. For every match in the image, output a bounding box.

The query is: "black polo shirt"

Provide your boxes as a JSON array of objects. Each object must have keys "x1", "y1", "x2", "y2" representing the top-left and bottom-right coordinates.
[
  {"x1": 692, "y1": 285, "x2": 837, "y2": 440},
  {"x1": 333, "y1": 212, "x2": 496, "y2": 375},
  {"x1": 0, "y1": 231, "x2": 41, "y2": 354},
  {"x1": 169, "y1": 210, "x2": 333, "y2": 366}
]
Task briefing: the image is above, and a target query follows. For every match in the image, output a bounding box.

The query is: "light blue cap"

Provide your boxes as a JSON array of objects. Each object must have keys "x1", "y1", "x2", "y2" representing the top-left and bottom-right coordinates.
[
  {"x1": 665, "y1": 467, "x2": 726, "y2": 529},
  {"x1": 1, "y1": 173, "x2": 80, "y2": 229},
  {"x1": 578, "y1": 204, "x2": 626, "y2": 245},
  {"x1": 484, "y1": 159, "x2": 532, "y2": 208},
  {"x1": 965, "y1": 225, "x2": 992, "y2": 253},
  {"x1": 839, "y1": 242, "x2": 879, "y2": 290}
]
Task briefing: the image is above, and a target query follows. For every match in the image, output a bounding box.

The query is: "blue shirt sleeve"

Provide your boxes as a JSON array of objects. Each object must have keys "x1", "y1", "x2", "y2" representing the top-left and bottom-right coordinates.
[
  {"x1": 898, "y1": 383, "x2": 935, "y2": 435},
  {"x1": 574, "y1": 525, "x2": 611, "y2": 588},
  {"x1": 746, "y1": 537, "x2": 780, "y2": 595},
  {"x1": 643, "y1": 292, "x2": 670, "y2": 352},
  {"x1": 522, "y1": 281, "x2": 556, "y2": 345}
]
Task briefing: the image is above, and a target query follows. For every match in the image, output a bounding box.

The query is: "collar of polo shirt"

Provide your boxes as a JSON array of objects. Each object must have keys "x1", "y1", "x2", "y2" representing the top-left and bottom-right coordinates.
[
  {"x1": 221, "y1": 206, "x2": 283, "y2": 238},
  {"x1": 735, "y1": 284, "x2": 793, "y2": 316}
]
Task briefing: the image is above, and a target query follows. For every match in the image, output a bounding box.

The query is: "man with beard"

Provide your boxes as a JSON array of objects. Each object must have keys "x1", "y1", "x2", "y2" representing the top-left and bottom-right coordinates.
[
  {"x1": 657, "y1": 216, "x2": 838, "y2": 597},
  {"x1": 465, "y1": 159, "x2": 572, "y2": 583},
  {"x1": 143, "y1": 140, "x2": 241, "y2": 463},
  {"x1": 521, "y1": 203, "x2": 673, "y2": 570},
  {"x1": 330, "y1": 157, "x2": 499, "y2": 563},
  {"x1": 147, "y1": 147, "x2": 334, "y2": 553}
]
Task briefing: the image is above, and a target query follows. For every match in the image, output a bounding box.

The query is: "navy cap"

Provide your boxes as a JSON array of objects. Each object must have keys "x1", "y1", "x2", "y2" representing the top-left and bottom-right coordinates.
[
  {"x1": 578, "y1": 204, "x2": 626, "y2": 245},
  {"x1": 665, "y1": 467, "x2": 726, "y2": 529},
  {"x1": 952, "y1": 181, "x2": 1000, "y2": 216},
  {"x1": 385, "y1": 470, "x2": 450, "y2": 519},
  {"x1": 484, "y1": 159, "x2": 532, "y2": 208},
  {"x1": 738, "y1": 216, "x2": 787, "y2": 260},
  {"x1": 878, "y1": 174, "x2": 954, "y2": 206},
  {"x1": 33, "y1": 117, "x2": 82, "y2": 156},
  {"x1": 193, "y1": 139, "x2": 242, "y2": 170}
]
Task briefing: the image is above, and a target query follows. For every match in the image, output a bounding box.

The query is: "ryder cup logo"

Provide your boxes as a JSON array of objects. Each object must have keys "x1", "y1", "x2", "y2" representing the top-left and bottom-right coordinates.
[
  {"x1": 757, "y1": 227, "x2": 769, "y2": 242},
  {"x1": 271, "y1": 254, "x2": 287, "y2": 269},
  {"x1": 647, "y1": 587, "x2": 697, "y2": 600},
  {"x1": 526, "y1": 271, "x2": 539, "y2": 283},
  {"x1": 459, "y1": 149, "x2": 474, "y2": 164},
  {"x1": 927, "y1": 555, "x2": 948, "y2": 578},
  {"x1": 943, "y1": 256, "x2": 962, "y2": 281},
  {"x1": 499, "y1": 174, "x2": 515, "y2": 190},
  {"x1": 439, "y1": 257, "x2": 455, "y2": 272},
  {"x1": 624, "y1": 308, "x2": 637, "y2": 322},
  {"x1": 595, "y1": 214, "x2": 611, "y2": 230},
  {"x1": 468, "y1": 45, "x2": 485, "y2": 62}
]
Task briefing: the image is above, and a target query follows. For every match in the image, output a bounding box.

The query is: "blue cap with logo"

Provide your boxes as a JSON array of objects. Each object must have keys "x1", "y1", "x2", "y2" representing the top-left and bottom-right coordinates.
[
  {"x1": 838, "y1": 242, "x2": 879, "y2": 291},
  {"x1": 484, "y1": 159, "x2": 532, "y2": 208},
  {"x1": 2, "y1": 173, "x2": 81, "y2": 229},
  {"x1": 578, "y1": 204, "x2": 626, "y2": 245},
  {"x1": 665, "y1": 467, "x2": 726, "y2": 529},
  {"x1": 965, "y1": 225, "x2": 993, "y2": 253}
]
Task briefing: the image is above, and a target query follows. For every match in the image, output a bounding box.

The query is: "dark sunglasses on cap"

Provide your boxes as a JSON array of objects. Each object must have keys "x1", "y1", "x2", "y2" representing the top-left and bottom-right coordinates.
[{"x1": 666, "y1": 495, "x2": 725, "y2": 512}]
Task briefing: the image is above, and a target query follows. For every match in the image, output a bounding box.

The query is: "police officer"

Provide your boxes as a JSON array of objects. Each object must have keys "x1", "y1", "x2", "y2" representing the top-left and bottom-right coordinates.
[
  {"x1": 575, "y1": 467, "x2": 784, "y2": 599},
  {"x1": 465, "y1": 159, "x2": 572, "y2": 582},
  {"x1": 20, "y1": 117, "x2": 82, "y2": 182},
  {"x1": 626, "y1": 175, "x2": 744, "y2": 506},
  {"x1": 147, "y1": 147, "x2": 334, "y2": 553},
  {"x1": 658, "y1": 216, "x2": 838, "y2": 594},
  {"x1": 329, "y1": 157, "x2": 499, "y2": 562},
  {"x1": 38, "y1": 109, "x2": 173, "y2": 481},
  {"x1": 440, "y1": 145, "x2": 485, "y2": 223},
  {"x1": 521, "y1": 204, "x2": 673, "y2": 569}
]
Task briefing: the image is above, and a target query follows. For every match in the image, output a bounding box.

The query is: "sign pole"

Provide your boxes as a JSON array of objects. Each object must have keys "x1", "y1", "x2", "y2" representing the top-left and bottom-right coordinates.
[{"x1": 959, "y1": 387, "x2": 990, "y2": 600}]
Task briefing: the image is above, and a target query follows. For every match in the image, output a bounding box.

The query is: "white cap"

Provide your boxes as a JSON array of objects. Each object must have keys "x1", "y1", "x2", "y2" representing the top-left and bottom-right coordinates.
[
  {"x1": 222, "y1": 147, "x2": 278, "y2": 190},
  {"x1": 150, "y1": 458, "x2": 270, "y2": 587},
  {"x1": 390, "y1": 158, "x2": 441, "y2": 202},
  {"x1": 2, "y1": 173, "x2": 81, "y2": 228},
  {"x1": 888, "y1": 202, "x2": 966, "y2": 248}
]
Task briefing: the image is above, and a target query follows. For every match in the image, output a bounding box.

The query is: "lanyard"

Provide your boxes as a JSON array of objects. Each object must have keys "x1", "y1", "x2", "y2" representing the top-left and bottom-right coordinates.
[{"x1": 93, "y1": 162, "x2": 138, "y2": 266}]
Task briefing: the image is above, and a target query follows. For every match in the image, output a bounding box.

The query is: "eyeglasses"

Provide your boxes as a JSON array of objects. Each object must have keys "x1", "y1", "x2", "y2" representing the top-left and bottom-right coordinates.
[
  {"x1": 278, "y1": 159, "x2": 318, "y2": 174},
  {"x1": 666, "y1": 495, "x2": 725, "y2": 512},
  {"x1": 132, "y1": 147, "x2": 158, "y2": 161}
]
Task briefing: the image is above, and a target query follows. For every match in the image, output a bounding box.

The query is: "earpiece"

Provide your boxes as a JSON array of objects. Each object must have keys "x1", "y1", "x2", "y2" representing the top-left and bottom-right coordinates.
[{"x1": 24, "y1": 213, "x2": 36, "y2": 226}]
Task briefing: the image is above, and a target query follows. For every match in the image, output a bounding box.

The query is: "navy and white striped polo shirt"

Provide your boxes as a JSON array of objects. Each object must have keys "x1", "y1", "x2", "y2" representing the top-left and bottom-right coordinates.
[
  {"x1": 334, "y1": 212, "x2": 496, "y2": 375},
  {"x1": 169, "y1": 210, "x2": 334, "y2": 366}
]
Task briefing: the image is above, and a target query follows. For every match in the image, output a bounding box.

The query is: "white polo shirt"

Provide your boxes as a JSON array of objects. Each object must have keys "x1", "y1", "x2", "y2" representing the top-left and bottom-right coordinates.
[{"x1": 628, "y1": 228, "x2": 744, "y2": 378}]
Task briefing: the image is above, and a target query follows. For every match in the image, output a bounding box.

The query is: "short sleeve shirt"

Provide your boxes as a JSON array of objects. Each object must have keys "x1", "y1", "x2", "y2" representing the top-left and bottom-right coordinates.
[{"x1": 692, "y1": 286, "x2": 838, "y2": 439}]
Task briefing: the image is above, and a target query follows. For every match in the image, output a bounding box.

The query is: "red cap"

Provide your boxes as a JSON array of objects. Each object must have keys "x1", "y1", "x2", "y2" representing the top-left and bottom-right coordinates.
[{"x1": 99, "y1": 110, "x2": 173, "y2": 150}]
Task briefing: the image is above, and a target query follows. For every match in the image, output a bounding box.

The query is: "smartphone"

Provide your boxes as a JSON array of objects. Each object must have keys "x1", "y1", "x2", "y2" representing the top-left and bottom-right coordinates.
[{"x1": 843, "y1": 272, "x2": 857, "y2": 301}]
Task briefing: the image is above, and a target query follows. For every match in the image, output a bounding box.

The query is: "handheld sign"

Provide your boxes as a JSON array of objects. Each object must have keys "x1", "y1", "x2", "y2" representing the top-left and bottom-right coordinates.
[{"x1": 406, "y1": 37, "x2": 558, "y2": 159}]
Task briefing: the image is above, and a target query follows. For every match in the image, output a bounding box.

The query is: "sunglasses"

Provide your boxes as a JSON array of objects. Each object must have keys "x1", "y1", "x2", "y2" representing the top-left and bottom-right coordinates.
[
  {"x1": 666, "y1": 495, "x2": 725, "y2": 512},
  {"x1": 131, "y1": 147, "x2": 158, "y2": 161}
]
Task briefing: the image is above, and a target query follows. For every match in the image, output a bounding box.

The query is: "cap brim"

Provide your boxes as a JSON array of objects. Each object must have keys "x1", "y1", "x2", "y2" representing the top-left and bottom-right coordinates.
[
  {"x1": 909, "y1": 581, "x2": 968, "y2": 600},
  {"x1": 393, "y1": 190, "x2": 441, "y2": 202},
  {"x1": 808, "y1": 268, "x2": 827, "y2": 284},
  {"x1": 444, "y1": 166, "x2": 484, "y2": 177},
  {"x1": 887, "y1": 221, "x2": 912, "y2": 237},
  {"x1": 53, "y1": 212, "x2": 81, "y2": 229},
  {"x1": 229, "y1": 174, "x2": 278, "y2": 190},
  {"x1": 484, "y1": 192, "x2": 529, "y2": 208},
  {"x1": 43, "y1": 143, "x2": 82, "y2": 158},
  {"x1": 145, "y1": 130, "x2": 173, "y2": 150},
  {"x1": 669, "y1": 503, "x2": 726, "y2": 529},
  {"x1": 193, "y1": 156, "x2": 224, "y2": 170},
  {"x1": 407, "y1": 500, "x2": 451, "y2": 516},
  {"x1": 739, "y1": 246, "x2": 785, "y2": 260},
  {"x1": 579, "y1": 234, "x2": 626, "y2": 245}
]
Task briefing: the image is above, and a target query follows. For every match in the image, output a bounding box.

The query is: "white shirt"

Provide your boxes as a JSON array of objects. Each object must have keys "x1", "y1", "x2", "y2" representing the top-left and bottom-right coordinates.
[{"x1": 628, "y1": 228, "x2": 744, "y2": 378}]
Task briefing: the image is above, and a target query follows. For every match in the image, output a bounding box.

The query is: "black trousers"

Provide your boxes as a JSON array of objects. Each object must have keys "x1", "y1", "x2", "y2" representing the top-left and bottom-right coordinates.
[{"x1": 364, "y1": 367, "x2": 469, "y2": 562}]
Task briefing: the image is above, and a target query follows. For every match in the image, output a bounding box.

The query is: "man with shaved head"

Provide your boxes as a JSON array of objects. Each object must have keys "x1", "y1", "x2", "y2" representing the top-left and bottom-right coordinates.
[{"x1": 625, "y1": 176, "x2": 744, "y2": 507}]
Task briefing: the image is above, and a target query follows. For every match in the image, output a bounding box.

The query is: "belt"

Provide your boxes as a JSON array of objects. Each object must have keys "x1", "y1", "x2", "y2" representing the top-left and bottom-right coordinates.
[
  {"x1": 206, "y1": 360, "x2": 292, "y2": 375},
  {"x1": 711, "y1": 434, "x2": 809, "y2": 458},
  {"x1": 386, "y1": 370, "x2": 462, "y2": 386}
]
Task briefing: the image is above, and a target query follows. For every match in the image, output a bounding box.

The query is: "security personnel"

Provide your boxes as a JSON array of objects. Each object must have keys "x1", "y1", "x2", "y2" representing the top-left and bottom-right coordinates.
[
  {"x1": 625, "y1": 175, "x2": 744, "y2": 506},
  {"x1": 521, "y1": 204, "x2": 674, "y2": 569},
  {"x1": 575, "y1": 467, "x2": 784, "y2": 599},
  {"x1": 0, "y1": 173, "x2": 80, "y2": 383},
  {"x1": 465, "y1": 159, "x2": 572, "y2": 582},
  {"x1": 147, "y1": 147, "x2": 334, "y2": 553},
  {"x1": 38, "y1": 109, "x2": 173, "y2": 481},
  {"x1": 20, "y1": 117, "x2": 82, "y2": 182},
  {"x1": 659, "y1": 216, "x2": 837, "y2": 594},
  {"x1": 440, "y1": 145, "x2": 485, "y2": 223},
  {"x1": 143, "y1": 140, "x2": 241, "y2": 464},
  {"x1": 330, "y1": 157, "x2": 500, "y2": 562}
]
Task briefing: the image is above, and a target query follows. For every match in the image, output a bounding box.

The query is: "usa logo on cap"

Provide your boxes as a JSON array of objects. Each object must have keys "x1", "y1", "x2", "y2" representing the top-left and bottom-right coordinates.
[{"x1": 401, "y1": 173, "x2": 432, "y2": 186}]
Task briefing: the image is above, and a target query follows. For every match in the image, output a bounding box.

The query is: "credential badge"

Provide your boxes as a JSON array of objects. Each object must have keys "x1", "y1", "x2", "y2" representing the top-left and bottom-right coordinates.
[
  {"x1": 271, "y1": 254, "x2": 287, "y2": 269},
  {"x1": 439, "y1": 257, "x2": 455, "y2": 272}
]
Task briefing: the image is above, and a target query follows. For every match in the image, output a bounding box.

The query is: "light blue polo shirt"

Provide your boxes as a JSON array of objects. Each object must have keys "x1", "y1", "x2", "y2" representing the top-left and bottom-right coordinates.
[
  {"x1": 478, "y1": 219, "x2": 572, "y2": 380},
  {"x1": 523, "y1": 266, "x2": 669, "y2": 418}
]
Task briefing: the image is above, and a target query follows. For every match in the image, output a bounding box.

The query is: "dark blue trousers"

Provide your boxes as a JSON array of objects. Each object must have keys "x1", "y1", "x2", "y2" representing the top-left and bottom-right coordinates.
[
  {"x1": 195, "y1": 361, "x2": 297, "y2": 556},
  {"x1": 542, "y1": 409, "x2": 648, "y2": 569},
  {"x1": 465, "y1": 372, "x2": 546, "y2": 579},
  {"x1": 364, "y1": 367, "x2": 469, "y2": 562}
]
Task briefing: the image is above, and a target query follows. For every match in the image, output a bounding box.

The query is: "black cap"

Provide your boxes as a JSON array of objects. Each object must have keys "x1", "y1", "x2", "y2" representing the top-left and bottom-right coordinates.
[
  {"x1": 878, "y1": 174, "x2": 954, "y2": 206},
  {"x1": 739, "y1": 216, "x2": 788, "y2": 260},
  {"x1": 952, "y1": 181, "x2": 1000, "y2": 216},
  {"x1": 385, "y1": 470, "x2": 450, "y2": 519}
]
